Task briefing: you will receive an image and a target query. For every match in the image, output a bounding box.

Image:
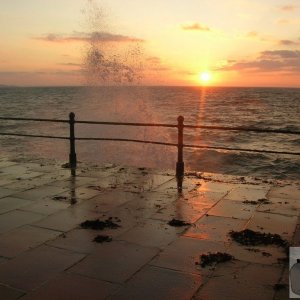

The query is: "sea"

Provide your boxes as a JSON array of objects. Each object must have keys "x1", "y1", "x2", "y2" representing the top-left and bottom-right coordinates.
[{"x1": 0, "y1": 86, "x2": 299, "y2": 180}]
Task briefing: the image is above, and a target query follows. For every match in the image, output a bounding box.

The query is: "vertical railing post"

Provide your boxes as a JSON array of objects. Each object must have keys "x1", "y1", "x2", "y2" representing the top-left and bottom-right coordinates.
[
  {"x1": 69, "y1": 112, "x2": 77, "y2": 171},
  {"x1": 176, "y1": 115, "x2": 184, "y2": 190}
]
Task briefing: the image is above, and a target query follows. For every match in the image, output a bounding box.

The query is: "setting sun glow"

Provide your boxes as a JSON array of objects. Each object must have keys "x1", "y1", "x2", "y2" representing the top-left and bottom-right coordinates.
[{"x1": 199, "y1": 72, "x2": 212, "y2": 84}]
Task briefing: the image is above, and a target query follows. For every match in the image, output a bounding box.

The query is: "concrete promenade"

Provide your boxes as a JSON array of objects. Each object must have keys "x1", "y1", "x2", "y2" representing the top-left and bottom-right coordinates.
[{"x1": 0, "y1": 157, "x2": 299, "y2": 299}]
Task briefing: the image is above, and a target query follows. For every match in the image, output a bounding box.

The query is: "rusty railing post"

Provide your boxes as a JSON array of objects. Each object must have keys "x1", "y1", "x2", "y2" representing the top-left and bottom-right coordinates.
[
  {"x1": 69, "y1": 112, "x2": 77, "y2": 170},
  {"x1": 176, "y1": 116, "x2": 184, "y2": 190}
]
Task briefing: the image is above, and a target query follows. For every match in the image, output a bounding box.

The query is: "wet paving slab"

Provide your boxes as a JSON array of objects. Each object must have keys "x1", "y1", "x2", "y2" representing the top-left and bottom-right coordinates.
[
  {"x1": 257, "y1": 197, "x2": 300, "y2": 217},
  {"x1": 20, "y1": 198, "x2": 71, "y2": 215},
  {"x1": 247, "y1": 211, "x2": 298, "y2": 241},
  {"x1": 0, "y1": 210, "x2": 45, "y2": 235},
  {"x1": 193, "y1": 261, "x2": 282, "y2": 300},
  {"x1": 207, "y1": 199, "x2": 257, "y2": 220},
  {"x1": 151, "y1": 199, "x2": 209, "y2": 224},
  {"x1": 268, "y1": 184, "x2": 300, "y2": 200},
  {"x1": 12, "y1": 185, "x2": 71, "y2": 201},
  {"x1": 32, "y1": 207, "x2": 101, "y2": 232},
  {"x1": 184, "y1": 215, "x2": 247, "y2": 242},
  {"x1": 150, "y1": 236, "x2": 229, "y2": 275},
  {"x1": 110, "y1": 265, "x2": 202, "y2": 300},
  {"x1": 69, "y1": 241, "x2": 158, "y2": 283},
  {"x1": 75, "y1": 190, "x2": 138, "y2": 213},
  {"x1": 0, "y1": 187, "x2": 17, "y2": 199},
  {"x1": 0, "y1": 225, "x2": 61, "y2": 258},
  {"x1": 0, "y1": 244, "x2": 85, "y2": 291},
  {"x1": 0, "y1": 159, "x2": 18, "y2": 168},
  {"x1": 20, "y1": 273, "x2": 119, "y2": 300},
  {"x1": 0, "y1": 284, "x2": 25, "y2": 300},
  {"x1": 0, "y1": 158, "x2": 298, "y2": 299},
  {"x1": 0, "y1": 196, "x2": 32, "y2": 214},
  {"x1": 226, "y1": 241, "x2": 287, "y2": 265},
  {"x1": 118, "y1": 219, "x2": 183, "y2": 249},
  {"x1": 46, "y1": 228, "x2": 102, "y2": 254},
  {"x1": 224, "y1": 185, "x2": 270, "y2": 202}
]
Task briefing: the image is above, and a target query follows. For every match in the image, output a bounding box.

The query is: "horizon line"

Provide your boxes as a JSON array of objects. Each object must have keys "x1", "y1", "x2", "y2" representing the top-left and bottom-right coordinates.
[{"x1": 1, "y1": 84, "x2": 300, "y2": 89}]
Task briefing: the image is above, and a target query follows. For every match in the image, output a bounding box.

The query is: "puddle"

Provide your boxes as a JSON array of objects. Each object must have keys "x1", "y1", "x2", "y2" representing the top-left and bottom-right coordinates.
[
  {"x1": 196, "y1": 252, "x2": 234, "y2": 268},
  {"x1": 81, "y1": 218, "x2": 121, "y2": 230},
  {"x1": 168, "y1": 218, "x2": 191, "y2": 227}
]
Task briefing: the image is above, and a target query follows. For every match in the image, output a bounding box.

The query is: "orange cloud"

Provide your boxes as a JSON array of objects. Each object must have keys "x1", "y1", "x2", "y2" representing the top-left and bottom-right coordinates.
[{"x1": 181, "y1": 23, "x2": 210, "y2": 31}]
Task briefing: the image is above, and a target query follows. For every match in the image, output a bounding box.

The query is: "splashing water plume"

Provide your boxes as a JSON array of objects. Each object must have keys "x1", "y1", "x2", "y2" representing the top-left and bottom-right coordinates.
[{"x1": 79, "y1": 0, "x2": 174, "y2": 169}]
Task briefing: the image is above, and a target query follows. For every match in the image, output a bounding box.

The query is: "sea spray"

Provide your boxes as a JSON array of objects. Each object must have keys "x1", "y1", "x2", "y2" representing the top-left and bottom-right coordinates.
[{"x1": 79, "y1": 0, "x2": 174, "y2": 169}]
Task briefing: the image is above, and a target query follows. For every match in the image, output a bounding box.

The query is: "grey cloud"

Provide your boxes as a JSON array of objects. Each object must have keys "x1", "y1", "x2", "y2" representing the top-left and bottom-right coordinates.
[
  {"x1": 217, "y1": 50, "x2": 300, "y2": 72},
  {"x1": 261, "y1": 50, "x2": 300, "y2": 59},
  {"x1": 0, "y1": 70, "x2": 81, "y2": 77},
  {"x1": 58, "y1": 62, "x2": 82, "y2": 67},
  {"x1": 34, "y1": 31, "x2": 144, "y2": 43},
  {"x1": 278, "y1": 39, "x2": 300, "y2": 46}
]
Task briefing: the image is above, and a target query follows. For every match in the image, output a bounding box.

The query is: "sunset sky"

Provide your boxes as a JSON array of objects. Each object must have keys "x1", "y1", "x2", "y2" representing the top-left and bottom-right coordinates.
[{"x1": 0, "y1": 0, "x2": 299, "y2": 87}]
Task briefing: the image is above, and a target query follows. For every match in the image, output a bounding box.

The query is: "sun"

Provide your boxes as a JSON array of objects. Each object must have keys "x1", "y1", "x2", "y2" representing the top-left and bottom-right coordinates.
[{"x1": 199, "y1": 72, "x2": 212, "y2": 84}]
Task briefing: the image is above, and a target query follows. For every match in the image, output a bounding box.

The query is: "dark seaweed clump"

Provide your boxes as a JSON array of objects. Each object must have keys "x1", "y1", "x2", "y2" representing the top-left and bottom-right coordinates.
[
  {"x1": 168, "y1": 218, "x2": 191, "y2": 227},
  {"x1": 198, "y1": 252, "x2": 234, "y2": 268},
  {"x1": 52, "y1": 196, "x2": 68, "y2": 201},
  {"x1": 93, "y1": 235, "x2": 112, "y2": 243},
  {"x1": 242, "y1": 198, "x2": 271, "y2": 205},
  {"x1": 81, "y1": 218, "x2": 120, "y2": 230},
  {"x1": 229, "y1": 229, "x2": 288, "y2": 248}
]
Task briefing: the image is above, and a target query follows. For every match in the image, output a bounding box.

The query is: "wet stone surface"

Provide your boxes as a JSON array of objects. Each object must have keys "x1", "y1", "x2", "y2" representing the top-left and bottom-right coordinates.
[{"x1": 0, "y1": 158, "x2": 298, "y2": 299}]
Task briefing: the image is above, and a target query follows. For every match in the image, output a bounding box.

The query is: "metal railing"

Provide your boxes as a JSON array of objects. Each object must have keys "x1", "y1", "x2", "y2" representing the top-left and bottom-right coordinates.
[{"x1": 0, "y1": 113, "x2": 299, "y2": 188}]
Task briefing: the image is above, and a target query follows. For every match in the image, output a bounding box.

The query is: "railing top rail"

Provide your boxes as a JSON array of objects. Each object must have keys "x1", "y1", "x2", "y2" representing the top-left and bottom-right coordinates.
[
  {"x1": 0, "y1": 117, "x2": 68, "y2": 123},
  {"x1": 184, "y1": 124, "x2": 300, "y2": 135},
  {"x1": 0, "y1": 115, "x2": 299, "y2": 135},
  {"x1": 0, "y1": 132, "x2": 69, "y2": 140},
  {"x1": 75, "y1": 120, "x2": 177, "y2": 128}
]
